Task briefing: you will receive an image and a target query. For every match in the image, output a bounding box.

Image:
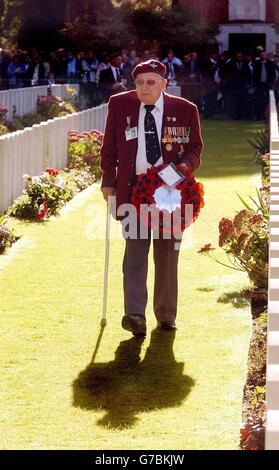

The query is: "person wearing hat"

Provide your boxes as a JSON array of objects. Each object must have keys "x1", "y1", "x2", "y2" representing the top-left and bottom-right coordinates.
[{"x1": 100, "y1": 59, "x2": 203, "y2": 336}]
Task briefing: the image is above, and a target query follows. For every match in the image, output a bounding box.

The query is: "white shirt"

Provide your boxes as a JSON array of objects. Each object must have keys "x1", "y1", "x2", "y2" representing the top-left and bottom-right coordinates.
[
  {"x1": 136, "y1": 92, "x2": 164, "y2": 175},
  {"x1": 32, "y1": 64, "x2": 39, "y2": 81},
  {"x1": 162, "y1": 57, "x2": 182, "y2": 66}
]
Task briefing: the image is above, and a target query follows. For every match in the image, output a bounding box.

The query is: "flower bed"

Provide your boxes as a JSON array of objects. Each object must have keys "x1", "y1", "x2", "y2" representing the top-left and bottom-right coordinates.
[
  {"x1": 4, "y1": 128, "x2": 103, "y2": 223},
  {"x1": 198, "y1": 139, "x2": 270, "y2": 450},
  {"x1": 0, "y1": 87, "x2": 79, "y2": 135}
]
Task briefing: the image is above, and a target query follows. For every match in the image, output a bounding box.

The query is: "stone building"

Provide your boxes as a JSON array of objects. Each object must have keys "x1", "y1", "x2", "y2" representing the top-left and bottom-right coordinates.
[{"x1": 178, "y1": 0, "x2": 279, "y2": 54}]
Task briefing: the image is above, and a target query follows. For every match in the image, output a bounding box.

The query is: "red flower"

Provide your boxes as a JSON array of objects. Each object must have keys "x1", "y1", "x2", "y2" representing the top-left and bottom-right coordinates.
[
  {"x1": 45, "y1": 167, "x2": 60, "y2": 176},
  {"x1": 35, "y1": 200, "x2": 48, "y2": 221}
]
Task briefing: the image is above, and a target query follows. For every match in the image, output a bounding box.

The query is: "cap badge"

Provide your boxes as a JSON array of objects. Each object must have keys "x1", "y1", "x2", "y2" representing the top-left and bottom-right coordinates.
[{"x1": 150, "y1": 62, "x2": 158, "y2": 69}]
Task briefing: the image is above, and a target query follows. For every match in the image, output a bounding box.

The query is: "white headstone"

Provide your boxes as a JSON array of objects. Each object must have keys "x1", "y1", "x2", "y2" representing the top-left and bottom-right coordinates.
[{"x1": 229, "y1": 0, "x2": 266, "y2": 21}]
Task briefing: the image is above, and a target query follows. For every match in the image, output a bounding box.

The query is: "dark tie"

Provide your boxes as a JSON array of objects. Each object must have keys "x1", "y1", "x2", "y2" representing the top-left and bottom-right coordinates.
[
  {"x1": 144, "y1": 104, "x2": 161, "y2": 165},
  {"x1": 116, "y1": 67, "x2": 121, "y2": 82}
]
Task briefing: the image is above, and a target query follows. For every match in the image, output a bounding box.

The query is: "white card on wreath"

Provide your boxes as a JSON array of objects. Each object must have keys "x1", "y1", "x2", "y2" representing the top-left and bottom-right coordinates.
[{"x1": 157, "y1": 163, "x2": 185, "y2": 188}]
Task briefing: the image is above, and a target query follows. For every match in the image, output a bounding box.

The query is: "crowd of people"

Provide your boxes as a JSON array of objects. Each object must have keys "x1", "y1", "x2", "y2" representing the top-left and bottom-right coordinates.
[{"x1": 0, "y1": 45, "x2": 278, "y2": 119}]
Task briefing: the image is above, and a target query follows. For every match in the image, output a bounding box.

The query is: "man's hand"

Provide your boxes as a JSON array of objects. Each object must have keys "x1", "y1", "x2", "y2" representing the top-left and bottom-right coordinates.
[{"x1": 101, "y1": 187, "x2": 116, "y2": 202}]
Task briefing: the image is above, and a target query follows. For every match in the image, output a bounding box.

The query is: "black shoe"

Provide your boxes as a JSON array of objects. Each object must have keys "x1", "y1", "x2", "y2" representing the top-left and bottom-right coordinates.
[
  {"x1": 158, "y1": 321, "x2": 177, "y2": 331},
  {"x1": 122, "y1": 315, "x2": 147, "y2": 336}
]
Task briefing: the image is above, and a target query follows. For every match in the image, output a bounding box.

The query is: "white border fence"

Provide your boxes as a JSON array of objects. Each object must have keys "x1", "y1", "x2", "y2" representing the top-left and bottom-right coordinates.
[
  {"x1": 0, "y1": 84, "x2": 80, "y2": 122},
  {"x1": 0, "y1": 103, "x2": 107, "y2": 215},
  {"x1": 266, "y1": 90, "x2": 279, "y2": 449}
]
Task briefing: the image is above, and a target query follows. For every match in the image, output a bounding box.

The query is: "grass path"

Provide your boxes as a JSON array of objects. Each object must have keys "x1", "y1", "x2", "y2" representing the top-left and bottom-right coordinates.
[{"x1": 0, "y1": 120, "x2": 262, "y2": 450}]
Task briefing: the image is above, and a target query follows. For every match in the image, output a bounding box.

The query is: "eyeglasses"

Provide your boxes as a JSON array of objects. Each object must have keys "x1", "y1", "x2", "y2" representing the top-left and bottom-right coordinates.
[{"x1": 135, "y1": 79, "x2": 163, "y2": 87}]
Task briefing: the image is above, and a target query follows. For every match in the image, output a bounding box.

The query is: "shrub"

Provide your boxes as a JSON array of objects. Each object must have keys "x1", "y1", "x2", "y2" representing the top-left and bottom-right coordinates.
[
  {"x1": 0, "y1": 101, "x2": 8, "y2": 121},
  {"x1": 64, "y1": 85, "x2": 81, "y2": 111},
  {"x1": 0, "y1": 219, "x2": 18, "y2": 254},
  {"x1": 0, "y1": 122, "x2": 10, "y2": 135},
  {"x1": 248, "y1": 127, "x2": 269, "y2": 165},
  {"x1": 36, "y1": 94, "x2": 76, "y2": 120},
  {"x1": 198, "y1": 189, "x2": 269, "y2": 290},
  {"x1": 67, "y1": 129, "x2": 103, "y2": 180},
  {"x1": 9, "y1": 112, "x2": 45, "y2": 132},
  {"x1": 0, "y1": 102, "x2": 9, "y2": 135},
  {"x1": 6, "y1": 168, "x2": 76, "y2": 221}
]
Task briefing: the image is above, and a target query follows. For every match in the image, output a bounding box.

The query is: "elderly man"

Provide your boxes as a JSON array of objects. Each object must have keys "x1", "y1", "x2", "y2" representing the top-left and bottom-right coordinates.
[{"x1": 100, "y1": 60, "x2": 203, "y2": 336}]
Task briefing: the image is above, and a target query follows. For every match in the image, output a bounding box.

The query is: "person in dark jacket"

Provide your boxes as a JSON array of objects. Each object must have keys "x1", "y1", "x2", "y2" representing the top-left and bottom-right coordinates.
[
  {"x1": 253, "y1": 50, "x2": 276, "y2": 119},
  {"x1": 99, "y1": 52, "x2": 127, "y2": 103},
  {"x1": 229, "y1": 52, "x2": 249, "y2": 120},
  {"x1": 26, "y1": 55, "x2": 46, "y2": 86}
]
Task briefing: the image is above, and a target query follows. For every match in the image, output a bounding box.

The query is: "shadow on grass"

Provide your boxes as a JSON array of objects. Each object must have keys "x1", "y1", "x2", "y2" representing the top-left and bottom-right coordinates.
[
  {"x1": 72, "y1": 328, "x2": 195, "y2": 429},
  {"x1": 217, "y1": 289, "x2": 250, "y2": 308}
]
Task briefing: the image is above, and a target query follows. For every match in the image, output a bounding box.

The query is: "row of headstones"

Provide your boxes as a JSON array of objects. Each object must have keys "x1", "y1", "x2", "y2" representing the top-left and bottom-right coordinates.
[{"x1": 266, "y1": 122, "x2": 279, "y2": 449}]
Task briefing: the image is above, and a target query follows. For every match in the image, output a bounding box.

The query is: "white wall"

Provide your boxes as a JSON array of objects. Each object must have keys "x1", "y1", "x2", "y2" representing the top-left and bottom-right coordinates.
[{"x1": 0, "y1": 84, "x2": 80, "y2": 122}]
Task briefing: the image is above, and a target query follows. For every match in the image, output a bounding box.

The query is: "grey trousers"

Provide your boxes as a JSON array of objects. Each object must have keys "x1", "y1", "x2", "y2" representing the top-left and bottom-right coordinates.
[{"x1": 122, "y1": 230, "x2": 181, "y2": 322}]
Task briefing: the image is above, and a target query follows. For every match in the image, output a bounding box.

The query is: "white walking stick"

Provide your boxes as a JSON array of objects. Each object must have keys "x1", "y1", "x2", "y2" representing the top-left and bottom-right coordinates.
[{"x1": 101, "y1": 197, "x2": 112, "y2": 326}]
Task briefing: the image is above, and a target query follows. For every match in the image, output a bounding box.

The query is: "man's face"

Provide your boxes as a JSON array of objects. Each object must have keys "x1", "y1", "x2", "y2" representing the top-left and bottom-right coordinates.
[
  {"x1": 111, "y1": 56, "x2": 122, "y2": 68},
  {"x1": 135, "y1": 72, "x2": 167, "y2": 105},
  {"x1": 260, "y1": 51, "x2": 267, "y2": 61}
]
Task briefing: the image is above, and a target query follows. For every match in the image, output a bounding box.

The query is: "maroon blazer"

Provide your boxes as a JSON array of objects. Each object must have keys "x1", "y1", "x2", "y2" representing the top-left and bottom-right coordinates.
[{"x1": 100, "y1": 90, "x2": 203, "y2": 217}]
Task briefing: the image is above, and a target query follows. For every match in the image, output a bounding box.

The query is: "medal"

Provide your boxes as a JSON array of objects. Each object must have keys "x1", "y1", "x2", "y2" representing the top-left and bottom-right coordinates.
[
  {"x1": 178, "y1": 145, "x2": 184, "y2": 159},
  {"x1": 166, "y1": 143, "x2": 172, "y2": 151}
]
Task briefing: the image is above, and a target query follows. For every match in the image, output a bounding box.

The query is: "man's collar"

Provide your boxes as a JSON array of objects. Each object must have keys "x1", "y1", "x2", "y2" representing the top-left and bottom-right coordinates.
[{"x1": 140, "y1": 92, "x2": 164, "y2": 112}]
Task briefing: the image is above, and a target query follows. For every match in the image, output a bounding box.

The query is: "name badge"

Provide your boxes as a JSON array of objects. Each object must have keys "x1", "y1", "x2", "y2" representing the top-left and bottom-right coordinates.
[{"x1": 125, "y1": 127, "x2": 138, "y2": 141}]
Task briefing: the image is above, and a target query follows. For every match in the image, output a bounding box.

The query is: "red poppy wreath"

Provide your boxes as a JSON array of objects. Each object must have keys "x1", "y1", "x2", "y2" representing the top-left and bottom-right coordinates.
[{"x1": 131, "y1": 165, "x2": 204, "y2": 235}]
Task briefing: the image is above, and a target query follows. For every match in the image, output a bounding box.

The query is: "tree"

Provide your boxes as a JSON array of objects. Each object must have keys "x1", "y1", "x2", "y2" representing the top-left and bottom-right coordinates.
[
  {"x1": 0, "y1": 0, "x2": 218, "y2": 56},
  {"x1": 61, "y1": 1, "x2": 218, "y2": 56},
  {"x1": 0, "y1": 0, "x2": 23, "y2": 49},
  {"x1": 0, "y1": 0, "x2": 67, "y2": 50}
]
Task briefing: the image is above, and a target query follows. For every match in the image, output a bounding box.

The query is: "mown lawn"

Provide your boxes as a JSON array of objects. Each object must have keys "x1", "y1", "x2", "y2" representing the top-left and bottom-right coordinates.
[{"x1": 0, "y1": 120, "x2": 262, "y2": 449}]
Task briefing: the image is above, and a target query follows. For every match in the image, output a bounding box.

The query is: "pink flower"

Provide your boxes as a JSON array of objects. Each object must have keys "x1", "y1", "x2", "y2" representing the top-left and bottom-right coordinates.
[
  {"x1": 249, "y1": 214, "x2": 263, "y2": 224},
  {"x1": 260, "y1": 184, "x2": 270, "y2": 192},
  {"x1": 219, "y1": 217, "x2": 234, "y2": 247},
  {"x1": 261, "y1": 153, "x2": 270, "y2": 161}
]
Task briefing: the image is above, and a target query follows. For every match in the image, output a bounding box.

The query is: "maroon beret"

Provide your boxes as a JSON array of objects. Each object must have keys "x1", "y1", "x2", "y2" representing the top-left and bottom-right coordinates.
[{"x1": 132, "y1": 60, "x2": 166, "y2": 79}]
